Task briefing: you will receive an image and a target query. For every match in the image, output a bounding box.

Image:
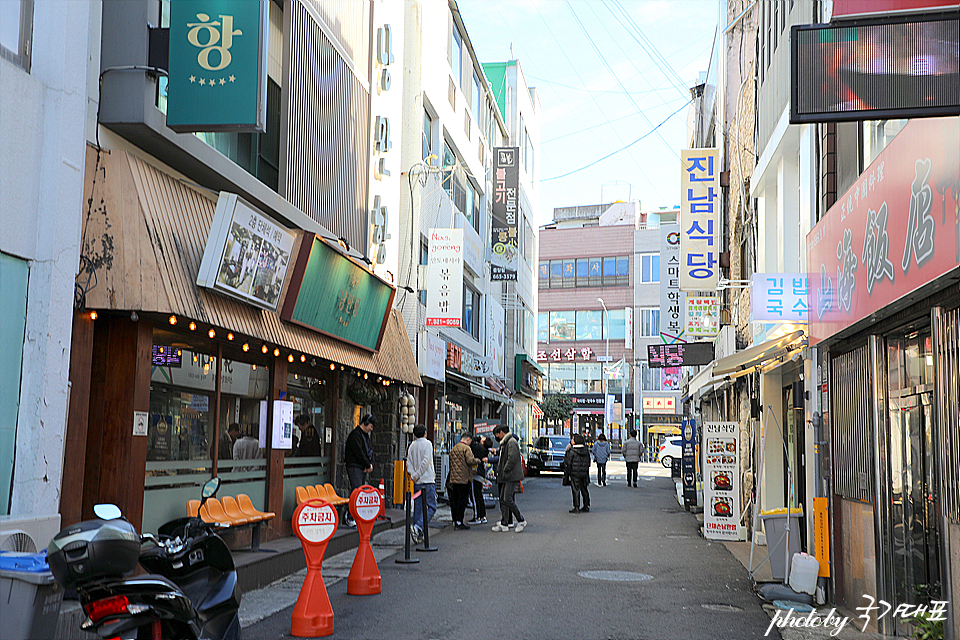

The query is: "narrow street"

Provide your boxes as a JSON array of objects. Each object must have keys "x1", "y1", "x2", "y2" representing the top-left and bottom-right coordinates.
[{"x1": 245, "y1": 463, "x2": 778, "y2": 640}]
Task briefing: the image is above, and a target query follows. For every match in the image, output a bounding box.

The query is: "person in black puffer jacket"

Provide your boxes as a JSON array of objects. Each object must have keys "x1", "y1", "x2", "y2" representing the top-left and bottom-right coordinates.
[{"x1": 563, "y1": 433, "x2": 592, "y2": 513}]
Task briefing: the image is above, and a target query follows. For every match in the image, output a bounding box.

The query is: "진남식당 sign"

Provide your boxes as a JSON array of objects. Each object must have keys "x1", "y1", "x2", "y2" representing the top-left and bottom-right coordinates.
[{"x1": 166, "y1": 0, "x2": 268, "y2": 132}]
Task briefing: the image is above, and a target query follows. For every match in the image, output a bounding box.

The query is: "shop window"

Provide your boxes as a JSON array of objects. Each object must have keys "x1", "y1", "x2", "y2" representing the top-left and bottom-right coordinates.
[
  {"x1": 549, "y1": 311, "x2": 575, "y2": 342},
  {"x1": 548, "y1": 363, "x2": 575, "y2": 394},
  {"x1": 576, "y1": 362, "x2": 602, "y2": 394},
  {"x1": 576, "y1": 310, "x2": 602, "y2": 341}
]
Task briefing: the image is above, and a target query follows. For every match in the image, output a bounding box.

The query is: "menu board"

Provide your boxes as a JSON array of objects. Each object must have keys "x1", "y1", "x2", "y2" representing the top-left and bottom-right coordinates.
[
  {"x1": 703, "y1": 422, "x2": 742, "y2": 541},
  {"x1": 152, "y1": 345, "x2": 182, "y2": 367}
]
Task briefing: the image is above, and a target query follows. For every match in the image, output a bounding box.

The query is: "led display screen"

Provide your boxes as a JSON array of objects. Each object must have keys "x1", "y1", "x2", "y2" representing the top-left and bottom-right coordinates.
[
  {"x1": 791, "y1": 14, "x2": 959, "y2": 123},
  {"x1": 646, "y1": 342, "x2": 715, "y2": 368}
]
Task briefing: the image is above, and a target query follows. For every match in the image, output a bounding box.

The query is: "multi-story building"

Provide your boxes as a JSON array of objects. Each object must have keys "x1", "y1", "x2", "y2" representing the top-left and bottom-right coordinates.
[
  {"x1": 42, "y1": 0, "x2": 423, "y2": 544},
  {"x1": 0, "y1": 1, "x2": 93, "y2": 545},
  {"x1": 397, "y1": 0, "x2": 539, "y2": 457}
]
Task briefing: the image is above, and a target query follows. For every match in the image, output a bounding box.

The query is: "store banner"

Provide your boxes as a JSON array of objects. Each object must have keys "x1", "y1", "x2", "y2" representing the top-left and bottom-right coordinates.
[
  {"x1": 491, "y1": 147, "x2": 520, "y2": 281},
  {"x1": 831, "y1": 0, "x2": 957, "y2": 18},
  {"x1": 624, "y1": 306, "x2": 633, "y2": 351},
  {"x1": 680, "y1": 148, "x2": 720, "y2": 292},
  {"x1": 751, "y1": 274, "x2": 809, "y2": 323},
  {"x1": 703, "y1": 422, "x2": 742, "y2": 541},
  {"x1": 167, "y1": 0, "x2": 268, "y2": 132},
  {"x1": 660, "y1": 225, "x2": 686, "y2": 342},
  {"x1": 806, "y1": 117, "x2": 960, "y2": 344},
  {"x1": 487, "y1": 296, "x2": 506, "y2": 377},
  {"x1": 684, "y1": 296, "x2": 720, "y2": 339},
  {"x1": 426, "y1": 228, "x2": 464, "y2": 327},
  {"x1": 196, "y1": 193, "x2": 296, "y2": 312}
]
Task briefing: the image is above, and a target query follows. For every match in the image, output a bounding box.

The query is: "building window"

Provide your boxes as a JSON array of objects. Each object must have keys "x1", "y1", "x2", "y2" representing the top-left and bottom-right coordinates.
[
  {"x1": 576, "y1": 363, "x2": 602, "y2": 394},
  {"x1": 464, "y1": 180, "x2": 479, "y2": 230},
  {"x1": 639, "y1": 308, "x2": 660, "y2": 337},
  {"x1": 562, "y1": 259, "x2": 575, "y2": 287},
  {"x1": 576, "y1": 310, "x2": 603, "y2": 341},
  {"x1": 451, "y1": 26, "x2": 463, "y2": 86},
  {"x1": 549, "y1": 260, "x2": 564, "y2": 288},
  {"x1": 547, "y1": 363, "x2": 576, "y2": 394},
  {"x1": 422, "y1": 110, "x2": 435, "y2": 162},
  {"x1": 605, "y1": 309, "x2": 626, "y2": 341},
  {"x1": 639, "y1": 362, "x2": 662, "y2": 392},
  {"x1": 538, "y1": 261, "x2": 549, "y2": 288},
  {"x1": 549, "y1": 311, "x2": 576, "y2": 342},
  {"x1": 524, "y1": 127, "x2": 534, "y2": 179},
  {"x1": 472, "y1": 73, "x2": 482, "y2": 123},
  {"x1": 463, "y1": 283, "x2": 481, "y2": 340},
  {"x1": 639, "y1": 253, "x2": 660, "y2": 283},
  {"x1": 538, "y1": 311, "x2": 549, "y2": 342},
  {"x1": 1, "y1": 0, "x2": 32, "y2": 71}
]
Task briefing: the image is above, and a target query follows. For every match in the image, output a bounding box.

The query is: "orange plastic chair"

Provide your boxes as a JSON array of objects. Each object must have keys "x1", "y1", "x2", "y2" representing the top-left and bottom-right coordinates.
[
  {"x1": 295, "y1": 486, "x2": 310, "y2": 505},
  {"x1": 197, "y1": 502, "x2": 216, "y2": 524},
  {"x1": 237, "y1": 494, "x2": 275, "y2": 521},
  {"x1": 187, "y1": 500, "x2": 201, "y2": 517},
  {"x1": 323, "y1": 483, "x2": 349, "y2": 506},
  {"x1": 204, "y1": 497, "x2": 241, "y2": 526},
  {"x1": 305, "y1": 485, "x2": 321, "y2": 501},
  {"x1": 315, "y1": 485, "x2": 342, "y2": 506},
  {"x1": 222, "y1": 496, "x2": 255, "y2": 523}
]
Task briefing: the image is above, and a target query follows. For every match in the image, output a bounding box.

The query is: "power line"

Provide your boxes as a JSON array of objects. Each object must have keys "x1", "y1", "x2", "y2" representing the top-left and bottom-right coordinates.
[{"x1": 542, "y1": 98, "x2": 691, "y2": 182}]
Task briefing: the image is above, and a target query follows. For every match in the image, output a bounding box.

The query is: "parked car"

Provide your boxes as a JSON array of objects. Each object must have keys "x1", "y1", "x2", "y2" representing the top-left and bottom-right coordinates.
[
  {"x1": 658, "y1": 436, "x2": 683, "y2": 468},
  {"x1": 526, "y1": 435, "x2": 570, "y2": 475}
]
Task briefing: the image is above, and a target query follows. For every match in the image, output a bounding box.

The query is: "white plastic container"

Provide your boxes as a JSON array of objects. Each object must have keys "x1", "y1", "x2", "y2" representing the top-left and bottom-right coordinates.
[{"x1": 789, "y1": 552, "x2": 820, "y2": 595}]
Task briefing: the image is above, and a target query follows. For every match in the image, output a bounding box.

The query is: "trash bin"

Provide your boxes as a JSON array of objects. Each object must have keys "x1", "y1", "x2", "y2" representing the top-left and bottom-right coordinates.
[
  {"x1": 759, "y1": 507, "x2": 803, "y2": 581},
  {"x1": 0, "y1": 551, "x2": 64, "y2": 640}
]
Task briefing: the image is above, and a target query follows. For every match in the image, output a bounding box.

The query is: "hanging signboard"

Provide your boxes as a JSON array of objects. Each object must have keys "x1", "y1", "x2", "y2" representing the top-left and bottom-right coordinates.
[
  {"x1": 418, "y1": 332, "x2": 446, "y2": 382},
  {"x1": 487, "y1": 295, "x2": 506, "y2": 377},
  {"x1": 647, "y1": 342, "x2": 715, "y2": 368},
  {"x1": 491, "y1": 147, "x2": 520, "y2": 281},
  {"x1": 660, "y1": 225, "x2": 686, "y2": 342},
  {"x1": 426, "y1": 228, "x2": 464, "y2": 327},
  {"x1": 703, "y1": 421, "x2": 742, "y2": 540},
  {"x1": 680, "y1": 148, "x2": 720, "y2": 292},
  {"x1": 806, "y1": 117, "x2": 960, "y2": 344},
  {"x1": 280, "y1": 233, "x2": 396, "y2": 351},
  {"x1": 684, "y1": 296, "x2": 720, "y2": 339},
  {"x1": 751, "y1": 274, "x2": 810, "y2": 323},
  {"x1": 166, "y1": 0, "x2": 269, "y2": 132},
  {"x1": 196, "y1": 193, "x2": 296, "y2": 312}
]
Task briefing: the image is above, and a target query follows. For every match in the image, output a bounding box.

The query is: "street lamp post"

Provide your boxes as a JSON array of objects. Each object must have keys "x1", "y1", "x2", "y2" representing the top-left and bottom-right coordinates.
[{"x1": 598, "y1": 298, "x2": 609, "y2": 437}]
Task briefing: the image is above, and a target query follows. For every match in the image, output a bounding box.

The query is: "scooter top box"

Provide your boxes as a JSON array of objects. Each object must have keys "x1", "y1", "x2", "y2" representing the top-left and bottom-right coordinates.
[{"x1": 47, "y1": 519, "x2": 140, "y2": 588}]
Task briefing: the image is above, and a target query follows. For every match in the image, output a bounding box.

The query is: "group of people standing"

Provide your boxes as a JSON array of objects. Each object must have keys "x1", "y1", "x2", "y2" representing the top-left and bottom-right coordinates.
[
  {"x1": 405, "y1": 423, "x2": 527, "y2": 541},
  {"x1": 563, "y1": 429, "x2": 645, "y2": 513}
]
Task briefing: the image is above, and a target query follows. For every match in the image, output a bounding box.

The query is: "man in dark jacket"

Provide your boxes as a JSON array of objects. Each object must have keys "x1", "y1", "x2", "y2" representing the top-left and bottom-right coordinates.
[
  {"x1": 343, "y1": 414, "x2": 376, "y2": 525},
  {"x1": 564, "y1": 433, "x2": 591, "y2": 513},
  {"x1": 491, "y1": 425, "x2": 527, "y2": 533}
]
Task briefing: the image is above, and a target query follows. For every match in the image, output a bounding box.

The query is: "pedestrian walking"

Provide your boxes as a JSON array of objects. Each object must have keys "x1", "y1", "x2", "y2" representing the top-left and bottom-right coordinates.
[
  {"x1": 564, "y1": 433, "x2": 591, "y2": 513},
  {"x1": 622, "y1": 429, "x2": 642, "y2": 487},
  {"x1": 591, "y1": 433, "x2": 610, "y2": 486},
  {"x1": 447, "y1": 431, "x2": 478, "y2": 530},
  {"x1": 468, "y1": 433, "x2": 491, "y2": 525},
  {"x1": 405, "y1": 424, "x2": 436, "y2": 543},
  {"x1": 343, "y1": 414, "x2": 376, "y2": 526},
  {"x1": 491, "y1": 425, "x2": 527, "y2": 533}
]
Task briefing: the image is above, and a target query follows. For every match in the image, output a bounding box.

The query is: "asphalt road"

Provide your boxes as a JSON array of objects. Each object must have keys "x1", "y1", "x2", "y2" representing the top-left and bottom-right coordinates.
[{"x1": 245, "y1": 462, "x2": 781, "y2": 640}]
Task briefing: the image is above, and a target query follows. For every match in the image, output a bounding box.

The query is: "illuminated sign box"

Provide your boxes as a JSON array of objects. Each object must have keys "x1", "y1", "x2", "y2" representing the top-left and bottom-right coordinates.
[
  {"x1": 647, "y1": 342, "x2": 714, "y2": 368},
  {"x1": 791, "y1": 14, "x2": 960, "y2": 123},
  {"x1": 280, "y1": 233, "x2": 396, "y2": 352}
]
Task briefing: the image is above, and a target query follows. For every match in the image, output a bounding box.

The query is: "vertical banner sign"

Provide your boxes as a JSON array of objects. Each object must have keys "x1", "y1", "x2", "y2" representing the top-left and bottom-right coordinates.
[
  {"x1": 681, "y1": 418, "x2": 698, "y2": 507},
  {"x1": 491, "y1": 147, "x2": 520, "y2": 281},
  {"x1": 660, "y1": 225, "x2": 686, "y2": 342},
  {"x1": 703, "y1": 421, "x2": 742, "y2": 540},
  {"x1": 426, "y1": 229, "x2": 464, "y2": 327},
  {"x1": 680, "y1": 149, "x2": 720, "y2": 291},
  {"x1": 167, "y1": 0, "x2": 268, "y2": 132},
  {"x1": 487, "y1": 296, "x2": 506, "y2": 377},
  {"x1": 624, "y1": 306, "x2": 633, "y2": 351}
]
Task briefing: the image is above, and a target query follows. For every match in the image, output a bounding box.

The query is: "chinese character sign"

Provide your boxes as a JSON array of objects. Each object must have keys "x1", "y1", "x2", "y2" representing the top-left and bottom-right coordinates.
[
  {"x1": 167, "y1": 0, "x2": 268, "y2": 132},
  {"x1": 491, "y1": 147, "x2": 520, "y2": 281},
  {"x1": 806, "y1": 117, "x2": 960, "y2": 344},
  {"x1": 751, "y1": 274, "x2": 809, "y2": 323},
  {"x1": 684, "y1": 297, "x2": 720, "y2": 339},
  {"x1": 703, "y1": 422, "x2": 742, "y2": 541},
  {"x1": 660, "y1": 225, "x2": 686, "y2": 341},
  {"x1": 680, "y1": 149, "x2": 720, "y2": 291},
  {"x1": 426, "y1": 228, "x2": 464, "y2": 327}
]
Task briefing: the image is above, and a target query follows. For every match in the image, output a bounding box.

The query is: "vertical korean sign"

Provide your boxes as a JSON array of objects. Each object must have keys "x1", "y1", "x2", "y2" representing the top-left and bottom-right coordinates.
[
  {"x1": 167, "y1": 0, "x2": 268, "y2": 132},
  {"x1": 491, "y1": 147, "x2": 520, "y2": 281},
  {"x1": 426, "y1": 229, "x2": 464, "y2": 327},
  {"x1": 660, "y1": 225, "x2": 686, "y2": 342},
  {"x1": 703, "y1": 422, "x2": 742, "y2": 540},
  {"x1": 680, "y1": 149, "x2": 720, "y2": 291}
]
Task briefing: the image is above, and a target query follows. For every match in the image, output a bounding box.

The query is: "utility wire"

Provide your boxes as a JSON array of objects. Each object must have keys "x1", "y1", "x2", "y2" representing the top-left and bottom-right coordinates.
[
  {"x1": 604, "y1": 0, "x2": 690, "y2": 98},
  {"x1": 542, "y1": 98, "x2": 691, "y2": 182}
]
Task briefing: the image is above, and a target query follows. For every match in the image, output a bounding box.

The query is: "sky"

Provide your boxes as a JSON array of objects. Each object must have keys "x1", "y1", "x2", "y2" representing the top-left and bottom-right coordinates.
[{"x1": 456, "y1": 0, "x2": 721, "y2": 228}]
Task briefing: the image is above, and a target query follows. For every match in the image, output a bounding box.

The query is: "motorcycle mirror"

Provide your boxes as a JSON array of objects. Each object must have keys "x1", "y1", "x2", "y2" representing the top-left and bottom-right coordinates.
[
  {"x1": 93, "y1": 504, "x2": 123, "y2": 520},
  {"x1": 201, "y1": 477, "x2": 221, "y2": 499}
]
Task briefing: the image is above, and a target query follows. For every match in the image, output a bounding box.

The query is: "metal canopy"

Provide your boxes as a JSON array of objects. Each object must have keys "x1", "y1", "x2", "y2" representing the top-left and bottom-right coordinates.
[{"x1": 712, "y1": 330, "x2": 807, "y2": 378}]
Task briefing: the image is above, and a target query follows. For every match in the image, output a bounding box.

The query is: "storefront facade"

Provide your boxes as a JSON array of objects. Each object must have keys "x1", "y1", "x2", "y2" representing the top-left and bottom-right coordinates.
[{"x1": 807, "y1": 117, "x2": 959, "y2": 636}]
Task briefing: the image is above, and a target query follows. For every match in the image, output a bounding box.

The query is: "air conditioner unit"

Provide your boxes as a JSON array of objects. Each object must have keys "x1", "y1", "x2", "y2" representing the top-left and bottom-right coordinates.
[
  {"x1": 433, "y1": 453, "x2": 450, "y2": 497},
  {"x1": 0, "y1": 514, "x2": 62, "y2": 553}
]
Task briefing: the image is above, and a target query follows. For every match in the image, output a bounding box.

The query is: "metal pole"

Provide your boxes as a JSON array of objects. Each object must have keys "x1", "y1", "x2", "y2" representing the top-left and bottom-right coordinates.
[{"x1": 598, "y1": 298, "x2": 609, "y2": 436}]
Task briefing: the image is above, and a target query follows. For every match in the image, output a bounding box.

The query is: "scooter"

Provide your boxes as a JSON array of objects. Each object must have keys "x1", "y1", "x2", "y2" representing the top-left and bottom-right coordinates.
[{"x1": 48, "y1": 478, "x2": 241, "y2": 640}]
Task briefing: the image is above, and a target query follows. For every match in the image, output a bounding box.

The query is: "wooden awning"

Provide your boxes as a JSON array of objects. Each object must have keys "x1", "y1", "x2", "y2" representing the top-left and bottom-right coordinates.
[{"x1": 79, "y1": 147, "x2": 421, "y2": 386}]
